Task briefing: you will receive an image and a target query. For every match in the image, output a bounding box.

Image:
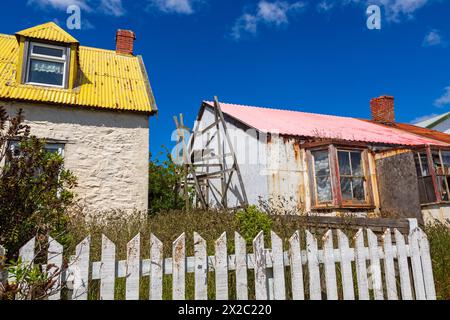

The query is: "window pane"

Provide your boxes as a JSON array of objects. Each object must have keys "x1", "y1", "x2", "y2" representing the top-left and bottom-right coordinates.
[
  {"x1": 438, "y1": 176, "x2": 449, "y2": 201},
  {"x1": 33, "y1": 45, "x2": 64, "y2": 58},
  {"x1": 340, "y1": 177, "x2": 352, "y2": 200},
  {"x1": 316, "y1": 175, "x2": 332, "y2": 202},
  {"x1": 28, "y1": 59, "x2": 64, "y2": 86},
  {"x1": 414, "y1": 154, "x2": 423, "y2": 177},
  {"x1": 419, "y1": 153, "x2": 429, "y2": 176},
  {"x1": 424, "y1": 176, "x2": 437, "y2": 203},
  {"x1": 338, "y1": 151, "x2": 351, "y2": 175},
  {"x1": 313, "y1": 150, "x2": 330, "y2": 176},
  {"x1": 351, "y1": 152, "x2": 363, "y2": 176},
  {"x1": 353, "y1": 178, "x2": 365, "y2": 201},
  {"x1": 443, "y1": 151, "x2": 450, "y2": 175}
]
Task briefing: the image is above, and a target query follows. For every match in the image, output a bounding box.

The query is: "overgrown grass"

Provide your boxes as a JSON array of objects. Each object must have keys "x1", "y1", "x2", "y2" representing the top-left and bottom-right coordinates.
[{"x1": 65, "y1": 210, "x2": 450, "y2": 300}]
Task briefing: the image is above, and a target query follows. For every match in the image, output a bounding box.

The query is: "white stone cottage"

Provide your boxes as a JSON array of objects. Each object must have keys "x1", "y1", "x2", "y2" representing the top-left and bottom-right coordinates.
[{"x1": 0, "y1": 22, "x2": 157, "y2": 214}]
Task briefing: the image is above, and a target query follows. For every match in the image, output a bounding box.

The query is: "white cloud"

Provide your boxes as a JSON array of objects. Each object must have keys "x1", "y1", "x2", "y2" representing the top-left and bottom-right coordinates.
[
  {"x1": 148, "y1": 0, "x2": 200, "y2": 14},
  {"x1": 317, "y1": 1, "x2": 334, "y2": 12},
  {"x1": 100, "y1": 0, "x2": 125, "y2": 16},
  {"x1": 27, "y1": 0, "x2": 91, "y2": 11},
  {"x1": 231, "y1": 1, "x2": 306, "y2": 40},
  {"x1": 422, "y1": 29, "x2": 446, "y2": 47},
  {"x1": 434, "y1": 86, "x2": 450, "y2": 107}
]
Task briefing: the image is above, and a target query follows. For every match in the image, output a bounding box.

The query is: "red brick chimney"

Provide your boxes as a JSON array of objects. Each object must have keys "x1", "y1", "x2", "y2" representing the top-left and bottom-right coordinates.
[
  {"x1": 116, "y1": 29, "x2": 135, "y2": 55},
  {"x1": 370, "y1": 95, "x2": 395, "y2": 124}
]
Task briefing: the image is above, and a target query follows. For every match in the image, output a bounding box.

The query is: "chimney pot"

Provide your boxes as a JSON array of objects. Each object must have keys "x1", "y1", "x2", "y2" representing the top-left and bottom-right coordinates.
[
  {"x1": 370, "y1": 95, "x2": 395, "y2": 124},
  {"x1": 116, "y1": 29, "x2": 135, "y2": 55}
]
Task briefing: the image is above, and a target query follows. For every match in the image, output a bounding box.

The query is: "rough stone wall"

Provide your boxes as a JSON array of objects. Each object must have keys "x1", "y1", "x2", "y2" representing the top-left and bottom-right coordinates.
[{"x1": 2, "y1": 101, "x2": 149, "y2": 215}]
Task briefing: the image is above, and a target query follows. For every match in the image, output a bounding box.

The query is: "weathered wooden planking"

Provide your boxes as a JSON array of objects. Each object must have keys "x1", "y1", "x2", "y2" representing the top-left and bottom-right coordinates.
[
  {"x1": 408, "y1": 228, "x2": 426, "y2": 300},
  {"x1": 253, "y1": 231, "x2": 268, "y2": 300},
  {"x1": 382, "y1": 229, "x2": 398, "y2": 300},
  {"x1": 234, "y1": 232, "x2": 248, "y2": 300},
  {"x1": 100, "y1": 235, "x2": 116, "y2": 300},
  {"x1": 337, "y1": 230, "x2": 355, "y2": 300},
  {"x1": 306, "y1": 231, "x2": 321, "y2": 300},
  {"x1": 288, "y1": 231, "x2": 304, "y2": 300},
  {"x1": 194, "y1": 232, "x2": 208, "y2": 300},
  {"x1": 271, "y1": 231, "x2": 286, "y2": 300},
  {"x1": 72, "y1": 236, "x2": 91, "y2": 300},
  {"x1": 173, "y1": 233, "x2": 186, "y2": 300},
  {"x1": 215, "y1": 232, "x2": 228, "y2": 300},
  {"x1": 150, "y1": 234, "x2": 164, "y2": 300},
  {"x1": 126, "y1": 234, "x2": 140, "y2": 300},
  {"x1": 323, "y1": 230, "x2": 338, "y2": 300},
  {"x1": 47, "y1": 236, "x2": 63, "y2": 300},
  {"x1": 367, "y1": 229, "x2": 384, "y2": 300},
  {"x1": 418, "y1": 229, "x2": 436, "y2": 300},
  {"x1": 354, "y1": 229, "x2": 369, "y2": 300},
  {"x1": 394, "y1": 229, "x2": 413, "y2": 300}
]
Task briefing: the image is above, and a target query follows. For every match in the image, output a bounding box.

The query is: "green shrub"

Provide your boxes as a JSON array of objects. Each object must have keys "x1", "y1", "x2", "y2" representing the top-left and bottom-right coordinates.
[
  {"x1": 0, "y1": 107, "x2": 77, "y2": 258},
  {"x1": 234, "y1": 205, "x2": 273, "y2": 246},
  {"x1": 425, "y1": 220, "x2": 450, "y2": 300}
]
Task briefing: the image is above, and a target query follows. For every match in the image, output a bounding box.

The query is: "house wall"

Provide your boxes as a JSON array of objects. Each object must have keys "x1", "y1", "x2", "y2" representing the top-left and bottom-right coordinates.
[
  {"x1": 2, "y1": 101, "x2": 149, "y2": 215},
  {"x1": 421, "y1": 203, "x2": 450, "y2": 224},
  {"x1": 193, "y1": 107, "x2": 268, "y2": 207}
]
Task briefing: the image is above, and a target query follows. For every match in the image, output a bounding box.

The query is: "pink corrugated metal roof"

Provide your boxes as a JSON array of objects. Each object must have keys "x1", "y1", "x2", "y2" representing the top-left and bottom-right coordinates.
[{"x1": 204, "y1": 101, "x2": 449, "y2": 146}]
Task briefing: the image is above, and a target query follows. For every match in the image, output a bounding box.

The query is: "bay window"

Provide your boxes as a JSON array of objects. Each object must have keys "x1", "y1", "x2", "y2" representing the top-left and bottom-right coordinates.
[
  {"x1": 309, "y1": 146, "x2": 372, "y2": 208},
  {"x1": 414, "y1": 149, "x2": 450, "y2": 204}
]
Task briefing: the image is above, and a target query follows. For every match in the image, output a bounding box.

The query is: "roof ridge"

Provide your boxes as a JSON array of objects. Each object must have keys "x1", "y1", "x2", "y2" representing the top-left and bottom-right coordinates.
[{"x1": 204, "y1": 100, "x2": 364, "y2": 121}]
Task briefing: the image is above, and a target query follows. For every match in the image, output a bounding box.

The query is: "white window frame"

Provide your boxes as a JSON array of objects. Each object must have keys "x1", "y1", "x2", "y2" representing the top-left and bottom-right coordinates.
[{"x1": 25, "y1": 42, "x2": 68, "y2": 89}]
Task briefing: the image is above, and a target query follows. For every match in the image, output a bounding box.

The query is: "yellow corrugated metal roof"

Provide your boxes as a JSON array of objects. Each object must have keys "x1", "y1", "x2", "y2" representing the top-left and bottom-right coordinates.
[
  {"x1": 0, "y1": 23, "x2": 156, "y2": 114},
  {"x1": 16, "y1": 22, "x2": 79, "y2": 44}
]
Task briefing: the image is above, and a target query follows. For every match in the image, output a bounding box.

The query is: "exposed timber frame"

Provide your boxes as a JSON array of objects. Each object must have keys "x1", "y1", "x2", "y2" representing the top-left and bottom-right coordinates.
[{"x1": 177, "y1": 96, "x2": 248, "y2": 210}]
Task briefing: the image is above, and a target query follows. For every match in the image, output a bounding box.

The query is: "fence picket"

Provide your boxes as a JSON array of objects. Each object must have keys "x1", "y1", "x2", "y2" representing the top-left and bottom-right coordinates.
[
  {"x1": 150, "y1": 234, "x2": 163, "y2": 300},
  {"x1": 194, "y1": 232, "x2": 208, "y2": 300},
  {"x1": 253, "y1": 231, "x2": 267, "y2": 300},
  {"x1": 394, "y1": 229, "x2": 413, "y2": 300},
  {"x1": 354, "y1": 229, "x2": 369, "y2": 300},
  {"x1": 47, "y1": 236, "x2": 63, "y2": 300},
  {"x1": 173, "y1": 233, "x2": 186, "y2": 300},
  {"x1": 126, "y1": 234, "x2": 140, "y2": 300},
  {"x1": 17, "y1": 237, "x2": 35, "y2": 300},
  {"x1": 271, "y1": 231, "x2": 286, "y2": 300},
  {"x1": 408, "y1": 228, "x2": 426, "y2": 300},
  {"x1": 323, "y1": 230, "x2": 338, "y2": 300},
  {"x1": 367, "y1": 229, "x2": 384, "y2": 300},
  {"x1": 0, "y1": 245, "x2": 6, "y2": 287},
  {"x1": 418, "y1": 229, "x2": 436, "y2": 300},
  {"x1": 215, "y1": 232, "x2": 228, "y2": 300},
  {"x1": 100, "y1": 235, "x2": 116, "y2": 300},
  {"x1": 337, "y1": 230, "x2": 354, "y2": 300},
  {"x1": 288, "y1": 231, "x2": 304, "y2": 300},
  {"x1": 235, "y1": 232, "x2": 248, "y2": 300},
  {"x1": 306, "y1": 231, "x2": 321, "y2": 300},
  {"x1": 72, "y1": 236, "x2": 90, "y2": 300},
  {"x1": 382, "y1": 229, "x2": 398, "y2": 300}
]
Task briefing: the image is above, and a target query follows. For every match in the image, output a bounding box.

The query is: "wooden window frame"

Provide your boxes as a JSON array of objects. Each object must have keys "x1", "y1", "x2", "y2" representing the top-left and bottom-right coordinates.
[{"x1": 307, "y1": 144, "x2": 374, "y2": 210}]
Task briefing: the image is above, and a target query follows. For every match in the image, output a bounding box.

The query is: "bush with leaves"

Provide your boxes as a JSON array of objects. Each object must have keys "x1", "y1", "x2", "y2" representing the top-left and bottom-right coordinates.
[
  {"x1": 234, "y1": 205, "x2": 273, "y2": 246},
  {"x1": 0, "y1": 106, "x2": 77, "y2": 259},
  {"x1": 148, "y1": 150, "x2": 190, "y2": 215}
]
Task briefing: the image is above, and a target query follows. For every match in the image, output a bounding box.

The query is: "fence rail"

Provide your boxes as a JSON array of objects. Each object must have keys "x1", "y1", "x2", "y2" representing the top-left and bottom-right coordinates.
[{"x1": 0, "y1": 222, "x2": 436, "y2": 300}]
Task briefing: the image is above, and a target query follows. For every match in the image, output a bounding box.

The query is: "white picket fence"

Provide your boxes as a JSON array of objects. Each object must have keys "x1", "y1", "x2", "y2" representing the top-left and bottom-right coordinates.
[{"x1": 0, "y1": 224, "x2": 436, "y2": 300}]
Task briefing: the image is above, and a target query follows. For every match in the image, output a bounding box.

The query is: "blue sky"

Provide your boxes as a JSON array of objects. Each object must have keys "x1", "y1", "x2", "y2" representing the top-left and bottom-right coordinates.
[{"x1": 1, "y1": 0, "x2": 449, "y2": 158}]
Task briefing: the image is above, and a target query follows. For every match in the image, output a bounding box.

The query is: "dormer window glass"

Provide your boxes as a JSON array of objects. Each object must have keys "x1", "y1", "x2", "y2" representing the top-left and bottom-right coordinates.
[{"x1": 25, "y1": 42, "x2": 68, "y2": 88}]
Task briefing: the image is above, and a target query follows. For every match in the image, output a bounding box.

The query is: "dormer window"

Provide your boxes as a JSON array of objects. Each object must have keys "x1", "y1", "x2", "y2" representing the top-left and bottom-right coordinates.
[{"x1": 25, "y1": 42, "x2": 68, "y2": 88}]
